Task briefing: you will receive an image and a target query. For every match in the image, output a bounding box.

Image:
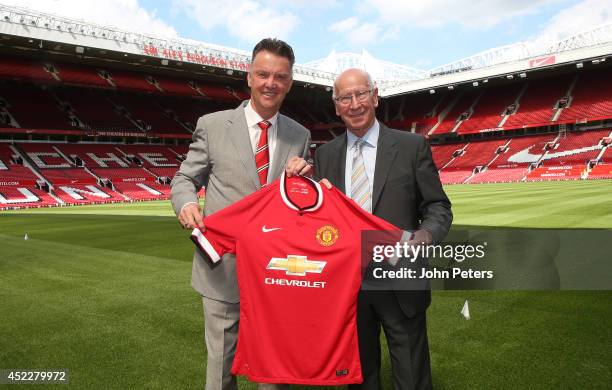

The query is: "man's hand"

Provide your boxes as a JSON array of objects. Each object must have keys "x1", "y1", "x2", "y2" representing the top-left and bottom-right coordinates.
[
  {"x1": 388, "y1": 229, "x2": 433, "y2": 266},
  {"x1": 409, "y1": 229, "x2": 433, "y2": 246},
  {"x1": 285, "y1": 156, "x2": 313, "y2": 177},
  {"x1": 179, "y1": 203, "x2": 205, "y2": 230},
  {"x1": 319, "y1": 178, "x2": 332, "y2": 189}
]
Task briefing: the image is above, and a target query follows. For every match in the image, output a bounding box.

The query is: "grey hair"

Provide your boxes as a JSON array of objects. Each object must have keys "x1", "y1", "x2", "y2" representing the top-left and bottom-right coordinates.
[{"x1": 332, "y1": 69, "x2": 375, "y2": 100}]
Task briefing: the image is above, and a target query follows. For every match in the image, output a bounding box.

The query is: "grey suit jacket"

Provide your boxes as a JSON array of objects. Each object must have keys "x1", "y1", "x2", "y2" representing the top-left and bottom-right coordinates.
[
  {"x1": 315, "y1": 123, "x2": 452, "y2": 316},
  {"x1": 171, "y1": 101, "x2": 311, "y2": 303}
]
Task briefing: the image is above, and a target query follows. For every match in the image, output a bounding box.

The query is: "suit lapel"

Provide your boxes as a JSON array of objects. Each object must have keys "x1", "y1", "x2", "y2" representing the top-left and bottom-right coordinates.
[
  {"x1": 330, "y1": 133, "x2": 347, "y2": 193},
  {"x1": 268, "y1": 115, "x2": 292, "y2": 183},
  {"x1": 372, "y1": 125, "x2": 397, "y2": 212},
  {"x1": 226, "y1": 102, "x2": 260, "y2": 189}
]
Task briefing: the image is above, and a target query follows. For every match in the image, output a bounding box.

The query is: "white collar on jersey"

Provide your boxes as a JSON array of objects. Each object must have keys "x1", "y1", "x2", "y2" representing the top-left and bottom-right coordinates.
[{"x1": 280, "y1": 172, "x2": 323, "y2": 212}]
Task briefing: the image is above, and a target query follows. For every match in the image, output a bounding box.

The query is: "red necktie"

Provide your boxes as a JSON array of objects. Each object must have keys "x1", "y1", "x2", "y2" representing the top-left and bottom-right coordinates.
[{"x1": 255, "y1": 120, "x2": 271, "y2": 186}]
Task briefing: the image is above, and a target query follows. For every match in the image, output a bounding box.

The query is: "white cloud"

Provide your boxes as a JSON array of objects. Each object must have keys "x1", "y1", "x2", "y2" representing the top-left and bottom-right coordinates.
[
  {"x1": 328, "y1": 17, "x2": 380, "y2": 47},
  {"x1": 175, "y1": 0, "x2": 299, "y2": 44},
  {"x1": 329, "y1": 17, "x2": 359, "y2": 33},
  {"x1": 327, "y1": 0, "x2": 561, "y2": 52},
  {"x1": 529, "y1": 0, "x2": 612, "y2": 50},
  {"x1": 2, "y1": 0, "x2": 178, "y2": 37},
  {"x1": 268, "y1": 0, "x2": 339, "y2": 8},
  {"x1": 363, "y1": 0, "x2": 560, "y2": 29},
  {"x1": 347, "y1": 22, "x2": 380, "y2": 46}
]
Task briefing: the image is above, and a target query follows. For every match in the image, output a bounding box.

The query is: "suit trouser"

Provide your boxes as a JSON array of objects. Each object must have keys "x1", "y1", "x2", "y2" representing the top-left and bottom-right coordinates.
[
  {"x1": 348, "y1": 290, "x2": 432, "y2": 390},
  {"x1": 201, "y1": 296, "x2": 289, "y2": 390}
]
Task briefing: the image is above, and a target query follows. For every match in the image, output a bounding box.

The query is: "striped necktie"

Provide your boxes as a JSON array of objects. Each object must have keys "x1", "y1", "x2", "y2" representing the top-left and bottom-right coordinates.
[
  {"x1": 255, "y1": 120, "x2": 271, "y2": 186},
  {"x1": 351, "y1": 138, "x2": 372, "y2": 212}
]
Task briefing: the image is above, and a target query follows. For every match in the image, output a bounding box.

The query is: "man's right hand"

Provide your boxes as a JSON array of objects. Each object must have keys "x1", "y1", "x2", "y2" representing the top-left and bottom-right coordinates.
[{"x1": 179, "y1": 203, "x2": 205, "y2": 230}]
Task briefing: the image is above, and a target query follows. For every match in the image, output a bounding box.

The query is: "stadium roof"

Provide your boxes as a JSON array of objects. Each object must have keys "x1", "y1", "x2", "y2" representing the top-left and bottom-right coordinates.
[
  {"x1": 303, "y1": 49, "x2": 428, "y2": 85},
  {"x1": 1, "y1": 4, "x2": 612, "y2": 97}
]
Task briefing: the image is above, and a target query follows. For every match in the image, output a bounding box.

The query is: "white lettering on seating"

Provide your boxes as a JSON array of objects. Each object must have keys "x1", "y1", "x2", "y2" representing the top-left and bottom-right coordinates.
[
  {"x1": 0, "y1": 159, "x2": 7, "y2": 170},
  {"x1": 138, "y1": 152, "x2": 177, "y2": 167},
  {"x1": 122, "y1": 178, "x2": 146, "y2": 182},
  {"x1": 0, "y1": 188, "x2": 39, "y2": 204},
  {"x1": 136, "y1": 183, "x2": 162, "y2": 195},
  {"x1": 28, "y1": 152, "x2": 70, "y2": 168},
  {"x1": 86, "y1": 153, "x2": 129, "y2": 168},
  {"x1": 59, "y1": 185, "x2": 111, "y2": 200}
]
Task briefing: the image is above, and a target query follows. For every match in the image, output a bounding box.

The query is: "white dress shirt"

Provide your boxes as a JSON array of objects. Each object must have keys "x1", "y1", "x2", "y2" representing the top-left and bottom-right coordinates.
[{"x1": 244, "y1": 100, "x2": 278, "y2": 173}]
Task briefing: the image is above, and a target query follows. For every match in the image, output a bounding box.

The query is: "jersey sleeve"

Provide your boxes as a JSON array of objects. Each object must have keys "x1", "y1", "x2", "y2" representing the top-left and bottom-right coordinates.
[{"x1": 190, "y1": 184, "x2": 273, "y2": 263}]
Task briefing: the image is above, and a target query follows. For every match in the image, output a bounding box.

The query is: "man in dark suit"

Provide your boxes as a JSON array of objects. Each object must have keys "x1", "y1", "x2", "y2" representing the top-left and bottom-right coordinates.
[
  {"x1": 289, "y1": 68, "x2": 451, "y2": 389},
  {"x1": 171, "y1": 38, "x2": 310, "y2": 390}
]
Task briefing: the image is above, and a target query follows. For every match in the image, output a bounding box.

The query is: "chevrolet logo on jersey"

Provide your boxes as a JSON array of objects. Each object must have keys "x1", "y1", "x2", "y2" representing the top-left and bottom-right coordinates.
[{"x1": 267, "y1": 255, "x2": 326, "y2": 276}]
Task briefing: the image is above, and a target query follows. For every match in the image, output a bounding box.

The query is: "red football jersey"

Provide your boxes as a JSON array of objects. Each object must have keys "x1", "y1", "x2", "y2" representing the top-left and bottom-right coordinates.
[{"x1": 191, "y1": 173, "x2": 399, "y2": 385}]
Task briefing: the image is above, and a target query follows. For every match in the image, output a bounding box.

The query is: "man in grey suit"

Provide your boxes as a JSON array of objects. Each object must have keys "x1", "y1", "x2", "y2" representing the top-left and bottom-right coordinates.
[
  {"x1": 288, "y1": 68, "x2": 451, "y2": 390},
  {"x1": 171, "y1": 38, "x2": 311, "y2": 390}
]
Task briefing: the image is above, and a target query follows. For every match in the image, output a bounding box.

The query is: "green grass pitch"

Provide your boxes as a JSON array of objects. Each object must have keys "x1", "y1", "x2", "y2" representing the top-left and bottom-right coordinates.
[{"x1": 1, "y1": 180, "x2": 611, "y2": 389}]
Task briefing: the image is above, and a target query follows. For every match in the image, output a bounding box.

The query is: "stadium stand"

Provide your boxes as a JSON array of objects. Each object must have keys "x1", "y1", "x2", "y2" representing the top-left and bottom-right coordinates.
[
  {"x1": 520, "y1": 130, "x2": 610, "y2": 181},
  {"x1": 399, "y1": 92, "x2": 448, "y2": 126},
  {"x1": 543, "y1": 129, "x2": 608, "y2": 165},
  {"x1": 52, "y1": 62, "x2": 110, "y2": 87},
  {"x1": 194, "y1": 81, "x2": 240, "y2": 101},
  {"x1": 115, "y1": 144, "x2": 181, "y2": 168},
  {"x1": 157, "y1": 96, "x2": 229, "y2": 131},
  {"x1": 53, "y1": 184, "x2": 126, "y2": 204},
  {"x1": 431, "y1": 89, "x2": 480, "y2": 134},
  {"x1": 458, "y1": 84, "x2": 523, "y2": 134},
  {"x1": 589, "y1": 160, "x2": 612, "y2": 179},
  {"x1": 527, "y1": 165, "x2": 585, "y2": 181},
  {"x1": 0, "y1": 186, "x2": 59, "y2": 209},
  {"x1": 55, "y1": 144, "x2": 133, "y2": 168},
  {"x1": 112, "y1": 181, "x2": 170, "y2": 200},
  {"x1": 168, "y1": 145, "x2": 189, "y2": 155},
  {"x1": 103, "y1": 69, "x2": 159, "y2": 92},
  {"x1": 0, "y1": 56, "x2": 56, "y2": 82},
  {"x1": 0, "y1": 144, "x2": 40, "y2": 186},
  {"x1": 110, "y1": 94, "x2": 188, "y2": 134},
  {"x1": 1, "y1": 15, "x2": 610, "y2": 208},
  {"x1": 54, "y1": 87, "x2": 138, "y2": 132},
  {"x1": 153, "y1": 75, "x2": 197, "y2": 96},
  {"x1": 0, "y1": 82, "x2": 74, "y2": 129},
  {"x1": 440, "y1": 139, "x2": 506, "y2": 183},
  {"x1": 435, "y1": 130, "x2": 609, "y2": 183},
  {"x1": 89, "y1": 168, "x2": 157, "y2": 182},
  {"x1": 503, "y1": 75, "x2": 573, "y2": 129},
  {"x1": 40, "y1": 168, "x2": 97, "y2": 185},
  {"x1": 51, "y1": 143, "x2": 176, "y2": 199},
  {"x1": 559, "y1": 68, "x2": 612, "y2": 122},
  {"x1": 17, "y1": 142, "x2": 73, "y2": 168},
  {"x1": 468, "y1": 134, "x2": 556, "y2": 183},
  {"x1": 431, "y1": 143, "x2": 466, "y2": 170},
  {"x1": 449, "y1": 139, "x2": 507, "y2": 169},
  {"x1": 438, "y1": 170, "x2": 473, "y2": 184}
]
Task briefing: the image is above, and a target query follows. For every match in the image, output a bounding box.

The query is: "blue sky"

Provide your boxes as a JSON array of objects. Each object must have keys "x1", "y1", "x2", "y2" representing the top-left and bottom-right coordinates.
[{"x1": 4, "y1": 0, "x2": 612, "y2": 69}]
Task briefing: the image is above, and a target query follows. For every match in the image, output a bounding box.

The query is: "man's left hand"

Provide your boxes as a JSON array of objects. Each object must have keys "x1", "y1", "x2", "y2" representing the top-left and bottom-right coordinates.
[{"x1": 285, "y1": 156, "x2": 313, "y2": 177}]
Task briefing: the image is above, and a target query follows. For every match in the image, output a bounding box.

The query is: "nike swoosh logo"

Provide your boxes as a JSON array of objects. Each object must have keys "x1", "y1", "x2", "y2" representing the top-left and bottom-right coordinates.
[
  {"x1": 262, "y1": 226, "x2": 282, "y2": 233},
  {"x1": 509, "y1": 145, "x2": 602, "y2": 164}
]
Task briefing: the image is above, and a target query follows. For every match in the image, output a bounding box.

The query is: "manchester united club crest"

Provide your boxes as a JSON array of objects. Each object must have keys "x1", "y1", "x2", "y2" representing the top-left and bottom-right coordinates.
[{"x1": 316, "y1": 225, "x2": 339, "y2": 247}]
